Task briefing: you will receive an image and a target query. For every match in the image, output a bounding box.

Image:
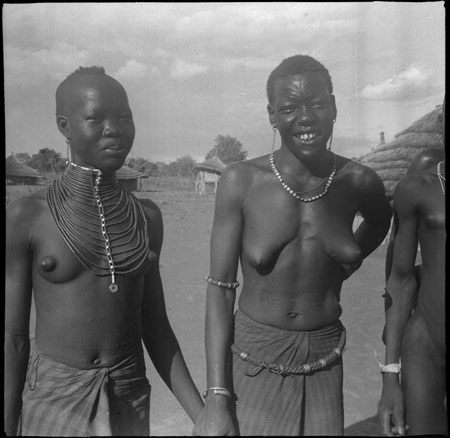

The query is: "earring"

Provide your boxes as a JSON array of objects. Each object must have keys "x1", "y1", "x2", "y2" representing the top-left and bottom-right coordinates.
[
  {"x1": 272, "y1": 125, "x2": 278, "y2": 153},
  {"x1": 65, "y1": 138, "x2": 71, "y2": 165},
  {"x1": 328, "y1": 120, "x2": 336, "y2": 151}
]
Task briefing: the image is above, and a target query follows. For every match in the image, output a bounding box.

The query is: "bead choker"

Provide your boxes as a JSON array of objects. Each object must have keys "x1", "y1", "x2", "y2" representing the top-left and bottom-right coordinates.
[
  {"x1": 269, "y1": 151, "x2": 337, "y2": 202},
  {"x1": 47, "y1": 162, "x2": 151, "y2": 293}
]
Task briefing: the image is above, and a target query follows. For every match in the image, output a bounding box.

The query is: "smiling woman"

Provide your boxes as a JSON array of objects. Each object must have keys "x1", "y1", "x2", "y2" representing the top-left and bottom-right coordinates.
[{"x1": 193, "y1": 54, "x2": 392, "y2": 436}]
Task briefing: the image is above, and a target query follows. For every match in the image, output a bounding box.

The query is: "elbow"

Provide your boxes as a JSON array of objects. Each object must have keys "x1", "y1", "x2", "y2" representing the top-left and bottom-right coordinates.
[{"x1": 5, "y1": 332, "x2": 30, "y2": 357}]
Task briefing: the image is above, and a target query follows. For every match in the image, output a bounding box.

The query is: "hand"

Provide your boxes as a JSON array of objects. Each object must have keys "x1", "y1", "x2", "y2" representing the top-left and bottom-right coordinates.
[
  {"x1": 378, "y1": 379, "x2": 408, "y2": 436},
  {"x1": 192, "y1": 400, "x2": 236, "y2": 436}
]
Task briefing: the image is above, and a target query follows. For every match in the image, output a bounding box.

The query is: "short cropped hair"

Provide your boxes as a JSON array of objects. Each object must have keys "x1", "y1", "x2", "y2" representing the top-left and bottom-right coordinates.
[
  {"x1": 55, "y1": 66, "x2": 108, "y2": 115},
  {"x1": 266, "y1": 55, "x2": 333, "y2": 104}
]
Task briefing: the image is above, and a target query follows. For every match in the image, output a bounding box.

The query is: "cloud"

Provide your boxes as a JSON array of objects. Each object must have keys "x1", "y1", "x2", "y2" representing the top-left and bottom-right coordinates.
[
  {"x1": 359, "y1": 65, "x2": 440, "y2": 102},
  {"x1": 115, "y1": 60, "x2": 158, "y2": 81},
  {"x1": 170, "y1": 59, "x2": 208, "y2": 80}
]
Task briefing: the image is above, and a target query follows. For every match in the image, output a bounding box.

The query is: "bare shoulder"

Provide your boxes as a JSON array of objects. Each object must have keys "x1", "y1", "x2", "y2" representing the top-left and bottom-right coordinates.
[
  {"x1": 137, "y1": 197, "x2": 162, "y2": 225},
  {"x1": 407, "y1": 148, "x2": 444, "y2": 174},
  {"x1": 395, "y1": 168, "x2": 435, "y2": 198},
  {"x1": 6, "y1": 188, "x2": 48, "y2": 227},
  {"x1": 220, "y1": 154, "x2": 270, "y2": 188},
  {"x1": 337, "y1": 155, "x2": 383, "y2": 189}
]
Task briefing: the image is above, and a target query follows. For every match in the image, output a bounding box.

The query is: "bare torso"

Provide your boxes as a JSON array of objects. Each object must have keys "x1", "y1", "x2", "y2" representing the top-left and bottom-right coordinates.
[
  {"x1": 414, "y1": 170, "x2": 445, "y2": 351},
  {"x1": 27, "y1": 189, "x2": 156, "y2": 368},
  {"x1": 237, "y1": 154, "x2": 364, "y2": 330}
]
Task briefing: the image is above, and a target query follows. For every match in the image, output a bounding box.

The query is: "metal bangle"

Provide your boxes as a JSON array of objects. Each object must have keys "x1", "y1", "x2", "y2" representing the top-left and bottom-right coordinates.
[
  {"x1": 380, "y1": 363, "x2": 401, "y2": 373},
  {"x1": 203, "y1": 387, "x2": 232, "y2": 399},
  {"x1": 206, "y1": 275, "x2": 240, "y2": 290}
]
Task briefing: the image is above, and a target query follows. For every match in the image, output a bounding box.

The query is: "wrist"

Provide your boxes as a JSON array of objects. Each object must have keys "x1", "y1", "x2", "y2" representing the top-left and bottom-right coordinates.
[
  {"x1": 203, "y1": 387, "x2": 232, "y2": 399},
  {"x1": 380, "y1": 362, "x2": 401, "y2": 373},
  {"x1": 203, "y1": 387, "x2": 234, "y2": 406}
]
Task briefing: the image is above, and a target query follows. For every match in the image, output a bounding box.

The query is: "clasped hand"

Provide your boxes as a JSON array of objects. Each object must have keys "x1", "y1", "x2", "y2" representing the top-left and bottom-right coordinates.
[
  {"x1": 378, "y1": 380, "x2": 409, "y2": 436},
  {"x1": 192, "y1": 402, "x2": 236, "y2": 436}
]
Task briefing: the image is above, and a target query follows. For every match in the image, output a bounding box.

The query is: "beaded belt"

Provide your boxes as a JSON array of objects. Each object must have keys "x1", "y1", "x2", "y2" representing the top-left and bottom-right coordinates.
[{"x1": 231, "y1": 328, "x2": 346, "y2": 377}]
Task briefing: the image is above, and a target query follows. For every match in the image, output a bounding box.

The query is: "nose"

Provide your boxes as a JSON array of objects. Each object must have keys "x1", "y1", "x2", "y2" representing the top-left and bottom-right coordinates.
[
  {"x1": 103, "y1": 118, "x2": 123, "y2": 137},
  {"x1": 296, "y1": 105, "x2": 315, "y2": 125}
]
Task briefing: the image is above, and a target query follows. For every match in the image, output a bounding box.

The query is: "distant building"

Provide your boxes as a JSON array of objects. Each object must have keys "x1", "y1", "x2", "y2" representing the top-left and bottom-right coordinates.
[
  {"x1": 116, "y1": 165, "x2": 147, "y2": 191},
  {"x1": 194, "y1": 156, "x2": 226, "y2": 195},
  {"x1": 5, "y1": 154, "x2": 42, "y2": 185},
  {"x1": 357, "y1": 105, "x2": 443, "y2": 198}
]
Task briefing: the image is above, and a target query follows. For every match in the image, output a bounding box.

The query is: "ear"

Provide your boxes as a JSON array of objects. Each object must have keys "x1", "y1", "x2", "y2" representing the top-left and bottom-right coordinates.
[
  {"x1": 330, "y1": 95, "x2": 337, "y2": 121},
  {"x1": 56, "y1": 115, "x2": 71, "y2": 140},
  {"x1": 267, "y1": 104, "x2": 276, "y2": 127}
]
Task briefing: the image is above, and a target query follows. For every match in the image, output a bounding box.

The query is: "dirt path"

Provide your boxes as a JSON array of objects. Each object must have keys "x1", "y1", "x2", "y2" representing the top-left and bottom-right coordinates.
[{"x1": 145, "y1": 191, "x2": 387, "y2": 436}]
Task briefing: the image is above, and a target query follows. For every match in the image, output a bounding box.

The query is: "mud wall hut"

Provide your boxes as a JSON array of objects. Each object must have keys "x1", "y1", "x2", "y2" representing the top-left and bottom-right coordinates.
[
  {"x1": 194, "y1": 156, "x2": 225, "y2": 195},
  {"x1": 117, "y1": 165, "x2": 147, "y2": 191}
]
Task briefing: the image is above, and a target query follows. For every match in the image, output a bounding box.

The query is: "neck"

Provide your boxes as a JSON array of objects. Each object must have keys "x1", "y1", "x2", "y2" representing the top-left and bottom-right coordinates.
[
  {"x1": 65, "y1": 160, "x2": 119, "y2": 193},
  {"x1": 69, "y1": 161, "x2": 102, "y2": 173},
  {"x1": 276, "y1": 146, "x2": 333, "y2": 177}
]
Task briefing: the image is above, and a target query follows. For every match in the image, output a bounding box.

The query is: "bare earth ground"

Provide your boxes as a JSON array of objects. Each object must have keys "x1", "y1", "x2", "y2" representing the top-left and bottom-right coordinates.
[{"x1": 13, "y1": 183, "x2": 388, "y2": 436}]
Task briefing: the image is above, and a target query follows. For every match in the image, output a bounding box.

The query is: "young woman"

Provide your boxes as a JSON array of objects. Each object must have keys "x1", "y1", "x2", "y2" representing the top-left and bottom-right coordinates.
[{"x1": 5, "y1": 66, "x2": 203, "y2": 436}]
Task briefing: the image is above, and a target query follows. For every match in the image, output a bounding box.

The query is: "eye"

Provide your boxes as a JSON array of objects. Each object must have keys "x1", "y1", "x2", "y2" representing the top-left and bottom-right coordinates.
[
  {"x1": 279, "y1": 106, "x2": 296, "y2": 114},
  {"x1": 86, "y1": 115, "x2": 101, "y2": 123}
]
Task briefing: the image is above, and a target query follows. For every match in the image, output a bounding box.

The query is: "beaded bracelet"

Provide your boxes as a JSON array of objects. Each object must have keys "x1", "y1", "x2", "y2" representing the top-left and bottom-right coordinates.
[
  {"x1": 203, "y1": 387, "x2": 232, "y2": 399},
  {"x1": 380, "y1": 363, "x2": 401, "y2": 373},
  {"x1": 206, "y1": 275, "x2": 240, "y2": 290}
]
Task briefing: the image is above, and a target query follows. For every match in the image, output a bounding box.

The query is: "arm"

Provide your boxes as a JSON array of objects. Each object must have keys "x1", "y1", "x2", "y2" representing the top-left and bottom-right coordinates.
[
  {"x1": 193, "y1": 165, "x2": 246, "y2": 436},
  {"x1": 140, "y1": 203, "x2": 203, "y2": 423},
  {"x1": 355, "y1": 166, "x2": 392, "y2": 259},
  {"x1": 4, "y1": 199, "x2": 34, "y2": 436},
  {"x1": 378, "y1": 179, "x2": 419, "y2": 436}
]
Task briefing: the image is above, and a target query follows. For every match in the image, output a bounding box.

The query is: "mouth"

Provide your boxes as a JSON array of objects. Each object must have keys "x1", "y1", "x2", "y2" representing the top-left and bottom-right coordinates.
[
  {"x1": 103, "y1": 142, "x2": 128, "y2": 152},
  {"x1": 103, "y1": 146, "x2": 128, "y2": 158},
  {"x1": 294, "y1": 131, "x2": 321, "y2": 143}
]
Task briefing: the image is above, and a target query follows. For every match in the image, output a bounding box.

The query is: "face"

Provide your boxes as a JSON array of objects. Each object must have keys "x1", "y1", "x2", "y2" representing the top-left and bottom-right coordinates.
[
  {"x1": 267, "y1": 71, "x2": 336, "y2": 159},
  {"x1": 57, "y1": 75, "x2": 135, "y2": 172}
]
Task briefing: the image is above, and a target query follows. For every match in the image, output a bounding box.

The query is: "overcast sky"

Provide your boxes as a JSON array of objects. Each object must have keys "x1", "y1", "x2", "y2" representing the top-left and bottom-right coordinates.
[{"x1": 3, "y1": 2, "x2": 445, "y2": 163}]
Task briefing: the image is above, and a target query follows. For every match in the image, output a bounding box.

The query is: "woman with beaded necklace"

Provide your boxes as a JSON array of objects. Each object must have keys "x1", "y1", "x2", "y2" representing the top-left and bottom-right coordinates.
[
  {"x1": 193, "y1": 55, "x2": 392, "y2": 436},
  {"x1": 378, "y1": 99, "x2": 446, "y2": 436},
  {"x1": 5, "y1": 66, "x2": 203, "y2": 436}
]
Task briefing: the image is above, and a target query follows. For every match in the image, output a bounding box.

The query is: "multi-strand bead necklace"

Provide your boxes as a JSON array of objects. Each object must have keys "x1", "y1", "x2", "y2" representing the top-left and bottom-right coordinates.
[
  {"x1": 47, "y1": 162, "x2": 150, "y2": 293},
  {"x1": 269, "y1": 150, "x2": 337, "y2": 202}
]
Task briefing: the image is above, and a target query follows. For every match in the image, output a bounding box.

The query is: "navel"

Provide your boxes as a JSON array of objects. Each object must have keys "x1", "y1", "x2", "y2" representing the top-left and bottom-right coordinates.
[
  {"x1": 40, "y1": 256, "x2": 56, "y2": 272},
  {"x1": 288, "y1": 312, "x2": 299, "y2": 319}
]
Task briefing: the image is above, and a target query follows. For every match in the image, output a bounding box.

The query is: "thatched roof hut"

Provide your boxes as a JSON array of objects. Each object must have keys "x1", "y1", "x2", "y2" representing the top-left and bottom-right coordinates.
[
  {"x1": 194, "y1": 156, "x2": 226, "y2": 174},
  {"x1": 116, "y1": 165, "x2": 147, "y2": 191},
  {"x1": 5, "y1": 154, "x2": 42, "y2": 185},
  {"x1": 194, "y1": 157, "x2": 226, "y2": 195},
  {"x1": 357, "y1": 105, "x2": 443, "y2": 197}
]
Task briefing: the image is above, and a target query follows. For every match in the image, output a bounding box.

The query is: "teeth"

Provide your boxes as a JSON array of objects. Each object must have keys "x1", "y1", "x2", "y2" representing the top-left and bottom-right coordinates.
[{"x1": 297, "y1": 133, "x2": 318, "y2": 141}]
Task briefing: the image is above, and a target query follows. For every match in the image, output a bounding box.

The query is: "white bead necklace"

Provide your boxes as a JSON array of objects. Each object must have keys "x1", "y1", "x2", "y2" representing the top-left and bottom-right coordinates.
[
  {"x1": 437, "y1": 161, "x2": 445, "y2": 195},
  {"x1": 269, "y1": 151, "x2": 337, "y2": 202}
]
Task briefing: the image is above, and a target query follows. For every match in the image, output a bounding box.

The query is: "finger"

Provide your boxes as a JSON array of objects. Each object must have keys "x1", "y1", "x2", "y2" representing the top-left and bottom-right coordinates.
[
  {"x1": 391, "y1": 425, "x2": 405, "y2": 436},
  {"x1": 392, "y1": 409, "x2": 405, "y2": 435},
  {"x1": 380, "y1": 411, "x2": 394, "y2": 436}
]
